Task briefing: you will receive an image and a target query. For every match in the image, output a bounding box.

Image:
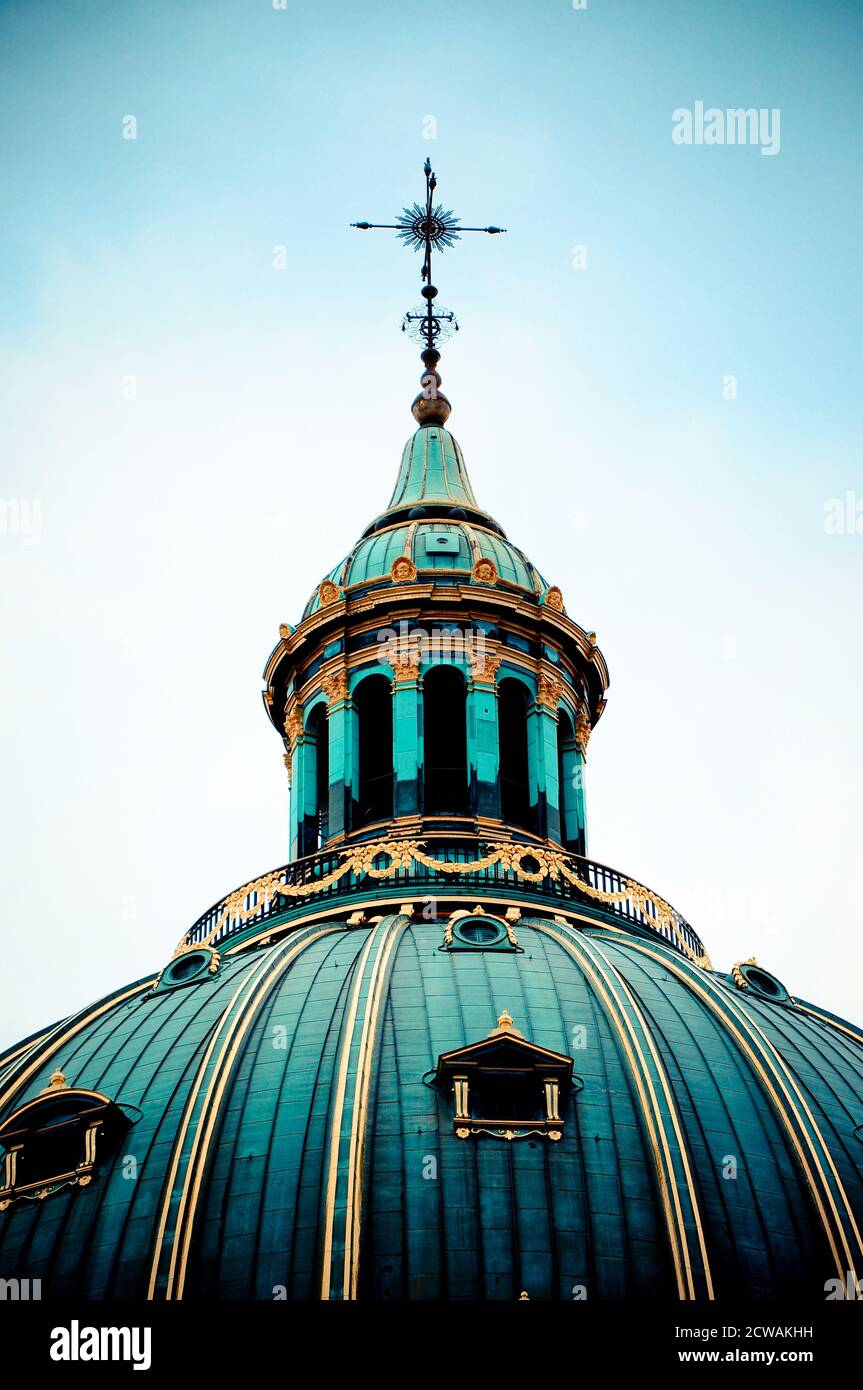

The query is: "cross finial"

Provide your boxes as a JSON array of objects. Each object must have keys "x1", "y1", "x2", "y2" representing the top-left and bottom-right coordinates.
[{"x1": 352, "y1": 162, "x2": 506, "y2": 423}]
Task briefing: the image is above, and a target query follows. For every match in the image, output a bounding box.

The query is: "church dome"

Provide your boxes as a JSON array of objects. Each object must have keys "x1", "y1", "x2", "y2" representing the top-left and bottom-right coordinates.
[
  {"x1": 1, "y1": 895, "x2": 861, "y2": 1301},
  {"x1": 4, "y1": 160, "x2": 861, "y2": 1306},
  {"x1": 301, "y1": 426, "x2": 553, "y2": 619}
]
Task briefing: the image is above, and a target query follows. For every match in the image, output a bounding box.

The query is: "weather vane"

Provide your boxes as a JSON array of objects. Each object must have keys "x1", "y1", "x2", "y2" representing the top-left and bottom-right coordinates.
[{"x1": 352, "y1": 159, "x2": 506, "y2": 422}]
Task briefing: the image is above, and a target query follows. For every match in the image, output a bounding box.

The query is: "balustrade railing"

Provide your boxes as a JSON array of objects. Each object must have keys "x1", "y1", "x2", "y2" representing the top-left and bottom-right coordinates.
[{"x1": 182, "y1": 836, "x2": 708, "y2": 964}]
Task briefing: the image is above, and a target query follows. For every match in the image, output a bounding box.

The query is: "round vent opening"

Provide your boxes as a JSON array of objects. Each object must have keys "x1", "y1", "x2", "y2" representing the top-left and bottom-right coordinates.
[
  {"x1": 160, "y1": 950, "x2": 213, "y2": 989},
  {"x1": 739, "y1": 963, "x2": 789, "y2": 1003},
  {"x1": 453, "y1": 918, "x2": 507, "y2": 947}
]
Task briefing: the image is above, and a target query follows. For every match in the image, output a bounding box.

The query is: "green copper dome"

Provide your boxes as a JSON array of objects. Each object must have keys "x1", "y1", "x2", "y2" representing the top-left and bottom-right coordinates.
[
  {"x1": 2, "y1": 900, "x2": 861, "y2": 1301},
  {"x1": 302, "y1": 425, "x2": 553, "y2": 618},
  {"x1": 4, "y1": 206, "x2": 861, "y2": 1304},
  {"x1": 379, "y1": 424, "x2": 491, "y2": 521}
]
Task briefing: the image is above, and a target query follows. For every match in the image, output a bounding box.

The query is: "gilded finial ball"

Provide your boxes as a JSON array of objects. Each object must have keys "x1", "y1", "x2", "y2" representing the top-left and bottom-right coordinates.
[{"x1": 412, "y1": 390, "x2": 451, "y2": 426}]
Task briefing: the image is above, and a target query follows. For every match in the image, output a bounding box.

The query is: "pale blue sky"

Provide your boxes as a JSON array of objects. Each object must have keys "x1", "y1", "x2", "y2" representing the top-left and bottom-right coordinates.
[{"x1": 1, "y1": 0, "x2": 861, "y2": 1041}]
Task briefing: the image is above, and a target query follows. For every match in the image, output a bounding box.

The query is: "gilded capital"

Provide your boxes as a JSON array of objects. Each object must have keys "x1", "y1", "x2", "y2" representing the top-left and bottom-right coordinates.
[
  {"x1": 322, "y1": 671, "x2": 350, "y2": 705},
  {"x1": 575, "y1": 709, "x2": 591, "y2": 751},
  {"x1": 469, "y1": 651, "x2": 501, "y2": 684},
  {"x1": 284, "y1": 707, "x2": 303, "y2": 748},
  {"x1": 392, "y1": 653, "x2": 421, "y2": 683},
  {"x1": 536, "y1": 674, "x2": 564, "y2": 711}
]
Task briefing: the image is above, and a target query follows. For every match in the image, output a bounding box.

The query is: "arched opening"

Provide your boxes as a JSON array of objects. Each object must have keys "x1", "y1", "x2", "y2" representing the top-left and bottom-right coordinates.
[
  {"x1": 557, "y1": 708, "x2": 581, "y2": 852},
  {"x1": 498, "y1": 678, "x2": 532, "y2": 831},
  {"x1": 306, "y1": 703, "x2": 329, "y2": 848},
  {"x1": 354, "y1": 675, "x2": 393, "y2": 828},
  {"x1": 423, "y1": 665, "x2": 468, "y2": 815}
]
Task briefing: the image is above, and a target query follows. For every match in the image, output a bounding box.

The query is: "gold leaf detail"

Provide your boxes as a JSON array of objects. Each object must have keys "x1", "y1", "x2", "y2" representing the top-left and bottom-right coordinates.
[{"x1": 390, "y1": 556, "x2": 418, "y2": 584}]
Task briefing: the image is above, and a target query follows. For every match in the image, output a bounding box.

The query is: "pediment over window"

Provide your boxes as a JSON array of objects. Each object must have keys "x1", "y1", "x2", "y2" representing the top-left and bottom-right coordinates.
[
  {"x1": 0, "y1": 1070, "x2": 133, "y2": 1209},
  {"x1": 432, "y1": 1011, "x2": 574, "y2": 1142}
]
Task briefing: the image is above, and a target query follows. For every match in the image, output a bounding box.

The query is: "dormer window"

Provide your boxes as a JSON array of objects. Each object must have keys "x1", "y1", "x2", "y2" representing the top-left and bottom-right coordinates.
[
  {"x1": 432, "y1": 1011, "x2": 574, "y2": 1142},
  {"x1": 0, "y1": 1070, "x2": 132, "y2": 1209}
]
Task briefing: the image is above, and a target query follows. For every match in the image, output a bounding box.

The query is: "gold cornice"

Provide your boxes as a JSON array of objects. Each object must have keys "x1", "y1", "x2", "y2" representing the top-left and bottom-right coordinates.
[
  {"x1": 272, "y1": 584, "x2": 605, "y2": 670},
  {"x1": 264, "y1": 585, "x2": 609, "y2": 729}
]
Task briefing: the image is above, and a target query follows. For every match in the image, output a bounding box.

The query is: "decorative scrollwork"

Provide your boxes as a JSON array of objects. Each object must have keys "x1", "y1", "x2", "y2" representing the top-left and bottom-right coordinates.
[
  {"x1": 456, "y1": 1125, "x2": 562, "y2": 1142},
  {"x1": 732, "y1": 957, "x2": 758, "y2": 990},
  {"x1": 176, "y1": 838, "x2": 710, "y2": 968}
]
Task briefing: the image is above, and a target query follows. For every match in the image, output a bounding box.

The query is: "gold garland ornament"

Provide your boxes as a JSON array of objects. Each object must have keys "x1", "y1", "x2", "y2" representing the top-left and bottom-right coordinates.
[{"x1": 176, "y1": 840, "x2": 710, "y2": 968}]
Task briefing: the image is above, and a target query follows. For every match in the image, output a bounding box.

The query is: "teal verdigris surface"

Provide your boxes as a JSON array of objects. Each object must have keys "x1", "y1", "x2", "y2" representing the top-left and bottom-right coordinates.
[{"x1": 1, "y1": 911, "x2": 861, "y2": 1301}]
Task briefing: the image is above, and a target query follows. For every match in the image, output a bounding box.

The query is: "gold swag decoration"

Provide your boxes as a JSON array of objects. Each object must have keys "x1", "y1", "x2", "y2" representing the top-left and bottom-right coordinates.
[{"x1": 176, "y1": 839, "x2": 710, "y2": 968}]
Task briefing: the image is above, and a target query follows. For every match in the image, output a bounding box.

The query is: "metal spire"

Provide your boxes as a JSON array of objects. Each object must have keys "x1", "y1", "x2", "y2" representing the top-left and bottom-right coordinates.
[{"x1": 352, "y1": 160, "x2": 506, "y2": 423}]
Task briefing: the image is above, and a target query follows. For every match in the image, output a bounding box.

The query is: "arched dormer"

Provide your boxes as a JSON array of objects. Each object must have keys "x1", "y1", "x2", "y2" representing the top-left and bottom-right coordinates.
[{"x1": 0, "y1": 1071, "x2": 133, "y2": 1208}]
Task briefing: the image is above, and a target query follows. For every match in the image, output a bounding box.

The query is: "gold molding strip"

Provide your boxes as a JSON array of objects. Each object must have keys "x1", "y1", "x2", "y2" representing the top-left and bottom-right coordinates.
[
  {"x1": 319, "y1": 921, "x2": 386, "y2": 1297},
  {"x1": 147, "y1": 924, "x2": 342, "y2": 1300},
  {"x1": 0, "y1": 1031, "x2": 52, "y2": 1075},
  {"x1": 534, "y1": 922, "x2": 712, "y2": 1300},
  {"x1": 319, "y1": 914, "x2": 409, "y2": 1300},
  {"x1": 0, "y1": 983, "x2": 155, "y2": 1119},
  {"x1": 344, "y1": 916, "x2": 408, "y2": 1298},
  {"x1": 798, "y1": 1004, "x2": 863, "y2": 1048},
  {"x1": 618, "y1": 937, "x2": 862, "y2": 1292}
]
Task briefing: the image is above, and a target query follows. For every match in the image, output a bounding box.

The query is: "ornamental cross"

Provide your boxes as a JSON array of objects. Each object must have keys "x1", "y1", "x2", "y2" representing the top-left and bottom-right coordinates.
[{"x1": 352, "y1": 159, "x2": 506, "y2": 357}]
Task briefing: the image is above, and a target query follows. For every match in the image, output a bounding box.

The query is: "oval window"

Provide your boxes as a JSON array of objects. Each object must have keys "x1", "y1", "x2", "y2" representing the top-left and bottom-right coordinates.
[
  {"x1": 159, "y1": 950, "x2": 213, "y2": 989},
  {"x1": 739, "y1": 963, "x2": 790, "y2": 1003}
]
